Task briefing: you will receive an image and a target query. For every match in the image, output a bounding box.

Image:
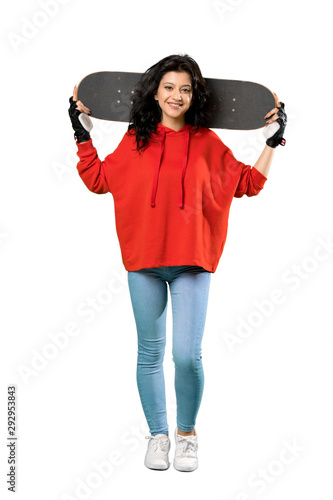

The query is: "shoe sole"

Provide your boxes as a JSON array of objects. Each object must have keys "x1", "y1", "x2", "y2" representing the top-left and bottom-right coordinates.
[
  {"x1": 145, "y1": 461, "x2": 170, "y2": 471},
  {"x1": 173, "y1": 460, "x2": 198, "y2": 472}
]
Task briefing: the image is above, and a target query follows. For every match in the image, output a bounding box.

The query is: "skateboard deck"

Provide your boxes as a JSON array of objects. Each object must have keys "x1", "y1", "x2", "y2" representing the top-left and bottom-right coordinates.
[{"x1": 77, "y1": 71, "x2": 275, "y2": 130}]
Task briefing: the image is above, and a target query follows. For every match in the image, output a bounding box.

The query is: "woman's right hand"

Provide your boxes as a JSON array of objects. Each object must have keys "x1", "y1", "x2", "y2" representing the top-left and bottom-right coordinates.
[
  {"x1": 68, "y1": 85, "x2": 92, "y2": 143},
  {"x1": 72, "y1": 85, "x2": 91, "y2": 115}
]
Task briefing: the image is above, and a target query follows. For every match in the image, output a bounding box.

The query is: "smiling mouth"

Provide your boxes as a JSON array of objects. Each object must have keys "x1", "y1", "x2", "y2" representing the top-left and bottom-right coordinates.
[{"x1": 168, "y1": 102, "x2": 182, "y2": 109}]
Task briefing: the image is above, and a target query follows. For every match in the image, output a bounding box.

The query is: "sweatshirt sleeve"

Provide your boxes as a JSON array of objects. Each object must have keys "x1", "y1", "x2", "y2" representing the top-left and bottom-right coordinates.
[
  {"x1": 234, "y1": 165, "x2": 268, "y2": 198},
  {"x1": 216, "y1": 136, "x2": 268, "y2": 198},
  {"x1": 75, "y1": 139, "x2": 110, "y2": 194}
]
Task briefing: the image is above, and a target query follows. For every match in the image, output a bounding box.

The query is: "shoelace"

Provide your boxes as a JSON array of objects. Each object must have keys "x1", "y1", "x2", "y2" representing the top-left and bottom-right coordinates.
[
  {"x1": 175, "y1": 436, "x2": 197, "y2": 458},
  {"x1": 145, "y1": 435, "x2": 169, "y2": 453}
]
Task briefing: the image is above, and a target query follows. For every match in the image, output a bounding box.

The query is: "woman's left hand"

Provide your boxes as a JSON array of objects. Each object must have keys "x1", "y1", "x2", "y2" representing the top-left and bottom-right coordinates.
[{"x1": 265, "y1": 93, "x2": 282, "y2": 124}]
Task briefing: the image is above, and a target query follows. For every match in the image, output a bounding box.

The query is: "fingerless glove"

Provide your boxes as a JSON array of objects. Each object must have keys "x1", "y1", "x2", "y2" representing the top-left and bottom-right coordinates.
[
  {"x1": 264, "y1": 102, "x2": 287, "y2": 148},
  {"x1": 68, "y1": 96, "x2": 91, "y2": 143}
]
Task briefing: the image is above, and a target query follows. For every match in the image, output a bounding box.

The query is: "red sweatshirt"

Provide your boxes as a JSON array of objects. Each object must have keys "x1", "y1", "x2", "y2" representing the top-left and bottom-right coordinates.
[{"x1": 76, "y1": 123, "x2": 267, "y2": 273}]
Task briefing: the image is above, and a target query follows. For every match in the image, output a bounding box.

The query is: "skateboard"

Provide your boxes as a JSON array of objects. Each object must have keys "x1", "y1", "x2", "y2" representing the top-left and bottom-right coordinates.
[{"x1": 77, "y1": 71, "x2": 275, "y2": 130}]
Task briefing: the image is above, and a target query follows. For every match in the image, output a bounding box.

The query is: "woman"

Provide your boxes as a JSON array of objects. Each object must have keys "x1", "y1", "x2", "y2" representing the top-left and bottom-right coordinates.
[{"x1": 68, "y1": 54, "x2": 287, "y2": 472}]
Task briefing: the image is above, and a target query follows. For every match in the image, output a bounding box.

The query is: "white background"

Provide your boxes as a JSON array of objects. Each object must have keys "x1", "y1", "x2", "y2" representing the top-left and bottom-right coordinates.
[{"x1": 1, "y1": 0, "x2": 332, "y2": 499}]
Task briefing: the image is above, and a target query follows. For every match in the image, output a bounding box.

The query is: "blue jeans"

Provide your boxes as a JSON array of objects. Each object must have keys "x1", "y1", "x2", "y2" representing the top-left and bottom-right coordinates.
[{"x1": 127, "y1": 265, "x2": 211, "y2": 435}]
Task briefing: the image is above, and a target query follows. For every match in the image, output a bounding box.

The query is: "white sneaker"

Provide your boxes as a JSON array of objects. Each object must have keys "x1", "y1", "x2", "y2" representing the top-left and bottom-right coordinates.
[
  {"x1": 144, "y1": 434, "x2": 171, "y2": 470},
  {"x1": 173, "y1": 429, "x2": 198, "y2": 472}
]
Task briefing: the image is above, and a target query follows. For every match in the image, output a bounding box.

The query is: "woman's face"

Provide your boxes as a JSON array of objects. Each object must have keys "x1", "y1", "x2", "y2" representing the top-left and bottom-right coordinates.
[{"x1": 154, "y1": 71, "x2": 193, "y2": 130}]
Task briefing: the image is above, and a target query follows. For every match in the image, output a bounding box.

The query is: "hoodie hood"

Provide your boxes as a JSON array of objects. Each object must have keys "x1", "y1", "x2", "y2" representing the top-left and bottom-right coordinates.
[{"x1": 150, "y1": 123, "x2": 192, "y2": 209}]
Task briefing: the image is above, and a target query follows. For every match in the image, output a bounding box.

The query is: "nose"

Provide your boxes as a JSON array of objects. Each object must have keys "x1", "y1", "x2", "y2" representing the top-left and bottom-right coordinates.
[{"x1": 173, "y1": 89, "x2": 182, "y2": 101}]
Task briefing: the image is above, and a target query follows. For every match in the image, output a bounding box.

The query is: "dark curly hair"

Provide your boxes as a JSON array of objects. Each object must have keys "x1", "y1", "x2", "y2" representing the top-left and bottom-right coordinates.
[{"x1": 128, "y1": 54, "x2": 212, "y2": 151}]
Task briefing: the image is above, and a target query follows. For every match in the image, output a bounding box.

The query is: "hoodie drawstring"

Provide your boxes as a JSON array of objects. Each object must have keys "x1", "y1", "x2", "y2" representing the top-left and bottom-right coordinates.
[
  {"x1": 150, "y1": 127, "x2": 190, "y2": 209},
  {"x1": 150, "y1": 127, "x2": 165, "y2": 208},
  {"x1": 178, "y1": 128, "x2": 190, "y2": 209}
]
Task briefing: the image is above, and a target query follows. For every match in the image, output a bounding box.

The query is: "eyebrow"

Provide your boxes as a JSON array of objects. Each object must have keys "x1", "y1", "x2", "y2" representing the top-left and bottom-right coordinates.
[{"x1": 163, "y1": 82, "x2": 192, "y2": 87}]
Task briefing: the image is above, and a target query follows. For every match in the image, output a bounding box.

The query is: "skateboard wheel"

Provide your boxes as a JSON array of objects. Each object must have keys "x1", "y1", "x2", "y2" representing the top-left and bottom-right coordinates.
[
  {"x1": 78, "y1": 113, "x2": 93, "y2": 132},
  {"x1": 263, "y1": 121, "x2": 279, "y2": 139}
]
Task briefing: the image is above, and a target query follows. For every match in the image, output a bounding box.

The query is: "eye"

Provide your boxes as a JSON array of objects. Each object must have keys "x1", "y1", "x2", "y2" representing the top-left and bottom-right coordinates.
[
  {"x1": 182, "y1": 88, "x2": 191, "y2": 93},
  {"x1": 164, "y1": 86, "x2": 173, "y2": 90}
]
